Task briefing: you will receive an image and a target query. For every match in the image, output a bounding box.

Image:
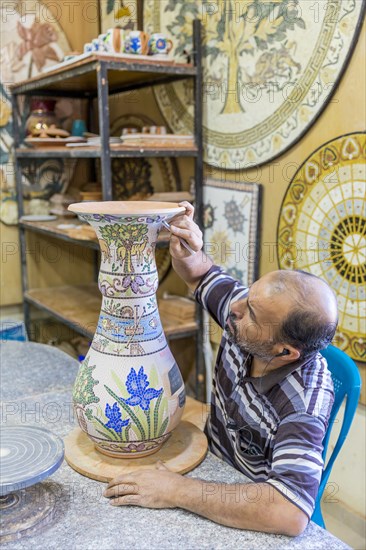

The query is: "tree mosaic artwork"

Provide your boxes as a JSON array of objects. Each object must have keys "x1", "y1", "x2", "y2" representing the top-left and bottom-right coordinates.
[
  {"x1": 144, "y1": 0, "x2": 365, "y2": 167},
  {"x1": 99, "y1": 222, "x2": 148, "y2": 274}
]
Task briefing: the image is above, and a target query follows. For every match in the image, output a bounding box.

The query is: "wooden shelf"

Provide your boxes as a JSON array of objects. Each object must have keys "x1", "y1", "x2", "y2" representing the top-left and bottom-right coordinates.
[
  {"x1": 10, "y1": 54, "x2": 196, "y2": 96},
  {"x1": 20, "y1": 218, "x2": 99, "y2": 249},
  {"x1": 25, "y1": 285, "x2": 198, "y2": 340},
  {"x1": 12, "y1": 20, "x2": 204, "y2": 399},
  {"x1": 20, "y1": 218, "x2": 171, "y2": 248},
  {"x1": 15, "y1": 146, "x2": 198, "y2": 159}
]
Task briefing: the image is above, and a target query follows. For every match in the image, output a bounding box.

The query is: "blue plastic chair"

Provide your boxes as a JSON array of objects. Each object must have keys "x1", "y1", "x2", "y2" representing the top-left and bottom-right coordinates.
[{"x1": 311, "y1": 345, "x2": 362, "y2": 528}]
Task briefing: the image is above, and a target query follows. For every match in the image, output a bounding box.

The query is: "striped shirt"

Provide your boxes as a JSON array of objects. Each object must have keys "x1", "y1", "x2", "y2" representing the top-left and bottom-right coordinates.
[{"x1": 195, "y1": 266, "x2": 334, "y2": 519}]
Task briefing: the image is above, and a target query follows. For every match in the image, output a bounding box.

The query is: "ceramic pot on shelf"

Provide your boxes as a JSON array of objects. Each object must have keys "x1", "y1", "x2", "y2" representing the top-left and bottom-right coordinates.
[
  {"x1": 26, "y1": 99, "x2": 57, "y2": 136},
  {"x1": 68, "y1": 201, "x2": 186, "y2": 458}
]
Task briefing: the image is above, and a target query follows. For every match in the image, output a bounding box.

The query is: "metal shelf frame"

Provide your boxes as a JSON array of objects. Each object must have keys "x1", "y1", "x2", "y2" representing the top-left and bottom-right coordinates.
[{"x1": 11, "y1": 20, "x2": 205, "y2": 400}]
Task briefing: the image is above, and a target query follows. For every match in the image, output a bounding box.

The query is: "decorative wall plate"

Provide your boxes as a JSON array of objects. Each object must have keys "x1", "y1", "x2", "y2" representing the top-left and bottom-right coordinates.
[
  {"x1": 144, "y1": 0, "x2": 365, "y2": 168},
  {"x1": 203, "y1": 179, "x2": 262, "y2": 286},
  {"x1": 277, "y1": 132, "x2": 366, "y2": 362},
  {"x1": 110, "y1": 113, "x2": 182, "y2": 283}
]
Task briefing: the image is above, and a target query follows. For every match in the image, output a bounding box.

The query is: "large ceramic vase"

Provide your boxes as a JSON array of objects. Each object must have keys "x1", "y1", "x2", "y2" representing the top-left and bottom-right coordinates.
[{"x1": 68, "y1": 201, "x2": 186, "y2": 458}]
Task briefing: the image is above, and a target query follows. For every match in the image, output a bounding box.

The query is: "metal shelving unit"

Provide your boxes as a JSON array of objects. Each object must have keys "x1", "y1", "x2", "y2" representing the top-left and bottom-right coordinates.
[{"x1": 10, "y1": 20, "x2": 205, "y2": 399}]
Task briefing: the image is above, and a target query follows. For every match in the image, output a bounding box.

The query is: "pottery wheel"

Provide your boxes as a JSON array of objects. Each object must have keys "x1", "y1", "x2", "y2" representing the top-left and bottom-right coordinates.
[
  {"x1": 64, "y1": 421, "x2": 208, "y2": 482},
  {"x1": 0, "y1": 426, "x2": 64, "y2": 543}
]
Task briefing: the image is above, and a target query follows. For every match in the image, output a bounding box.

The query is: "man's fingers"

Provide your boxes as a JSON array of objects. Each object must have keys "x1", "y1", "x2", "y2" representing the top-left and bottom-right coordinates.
[
  {"x1": 110, "y1": 494, "x2": 141, "y2": 506},
  {"x1": 104, "y1": 482, "x2": 138, "y2": 498},
  {"x1": 178, "y1": 201, "x2": 194, "y2": 219},
  {"x1": 106, "y1": 471, "x2": 139, "y2": 488},
  {"x1": 170, "y1": 225, "x2": 202, "y2": 249},
  {"x1": 172, "y1": 215, "x2": 196, "y2": 230},
  {"x1": 105, "y1": 478, "x2": 138, "y2": 492}
]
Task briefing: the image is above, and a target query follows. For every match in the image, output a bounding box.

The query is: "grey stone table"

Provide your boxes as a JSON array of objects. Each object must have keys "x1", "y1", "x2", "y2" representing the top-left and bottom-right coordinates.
[{"x1": 0, "y1": 342, "x2": 350, "y2": 550}]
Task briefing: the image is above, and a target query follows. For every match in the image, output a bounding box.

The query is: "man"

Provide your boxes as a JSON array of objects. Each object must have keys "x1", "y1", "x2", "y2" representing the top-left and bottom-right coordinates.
[{"x1": 104, "y1": 202, "x2": 337, "y2": 536}]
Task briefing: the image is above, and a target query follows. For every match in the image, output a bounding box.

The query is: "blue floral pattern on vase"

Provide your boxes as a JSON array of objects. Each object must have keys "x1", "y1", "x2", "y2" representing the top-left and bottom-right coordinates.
[
  {"x1": 105, "y1": 402, "x2": 129, "y2": 433},
  {"x1": 123, "y1": 366, "x2": 162, "y2": 410}
]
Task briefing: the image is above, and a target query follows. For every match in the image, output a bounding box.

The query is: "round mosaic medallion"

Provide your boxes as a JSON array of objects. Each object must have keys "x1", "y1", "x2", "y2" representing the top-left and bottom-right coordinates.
[
  {"x1": 144, "y1": 0, "x2": 365, "y2": 168},
  {"x1": 277, "y1": 132, "x2": 366, "y2": 361}
]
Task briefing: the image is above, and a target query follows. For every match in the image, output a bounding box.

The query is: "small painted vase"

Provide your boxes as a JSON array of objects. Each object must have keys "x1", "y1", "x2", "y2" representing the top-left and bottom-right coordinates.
[
  {"x1": 68, "y1": 201, "x2": 186, "y2": 458},
  {"x1": 104, "y1": 28, "x2": 125, "y2": 54},
  {"x1": 148, "y1": 34, "x2": 173, "y2": 56},
  {"x1": 124, "y1": 31, "x2": 149, "y2": 55}
]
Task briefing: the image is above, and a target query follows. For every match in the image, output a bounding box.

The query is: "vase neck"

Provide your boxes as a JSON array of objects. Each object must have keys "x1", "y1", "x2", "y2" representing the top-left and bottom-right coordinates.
[{"x1": 80, "y1": 215, "x2": 162, "y2": 299}]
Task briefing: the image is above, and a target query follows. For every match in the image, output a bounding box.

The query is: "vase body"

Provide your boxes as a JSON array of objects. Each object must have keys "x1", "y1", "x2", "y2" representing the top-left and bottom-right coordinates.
[{"x1": 68, "y1": 202, "x2": 186, "y2": 458}]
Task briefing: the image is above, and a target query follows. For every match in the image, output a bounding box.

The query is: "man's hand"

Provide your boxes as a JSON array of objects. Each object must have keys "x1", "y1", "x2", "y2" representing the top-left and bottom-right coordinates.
[
  {"x1": 104, "y1": 461, "x2": 182, "y2": 508},
  {"x1": 169, "y1": 201, "x2": 203, "y2": 260},
  {"x1": 104, "y1": 462, "x2": 307, "y2": 536}
]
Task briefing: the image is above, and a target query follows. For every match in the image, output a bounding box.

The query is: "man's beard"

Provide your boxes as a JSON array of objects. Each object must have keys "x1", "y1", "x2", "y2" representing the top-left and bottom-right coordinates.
[{"x1": 226, "y1": 313, "x2": 276, "y2": 362}]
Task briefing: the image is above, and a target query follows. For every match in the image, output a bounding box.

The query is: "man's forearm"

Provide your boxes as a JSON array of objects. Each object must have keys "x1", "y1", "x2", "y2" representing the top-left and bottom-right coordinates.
[
  {"x1": 172, "y1": 252, "x2": 213, "y2": 292},
  {"x1": 171, "y1": 477, "x2": 307, "y2": 536}
]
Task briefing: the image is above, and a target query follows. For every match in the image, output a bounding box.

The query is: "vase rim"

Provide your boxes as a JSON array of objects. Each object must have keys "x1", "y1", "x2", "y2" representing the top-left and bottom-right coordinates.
[{"x1": 68, "y1": 201, "x2": 186, "y2": 216}]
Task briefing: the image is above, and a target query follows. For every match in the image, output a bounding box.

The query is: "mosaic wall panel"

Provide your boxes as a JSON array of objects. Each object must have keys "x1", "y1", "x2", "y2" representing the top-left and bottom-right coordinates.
[
  {"x1": 277, "y1": 132, "x2": 366, "y2": 362},
  {"x1": 144, "y1": 0, "x2": 365, "y2": 168},
  {"x1": 203, "y1": 178, "x2": 262, "y2": 286}
]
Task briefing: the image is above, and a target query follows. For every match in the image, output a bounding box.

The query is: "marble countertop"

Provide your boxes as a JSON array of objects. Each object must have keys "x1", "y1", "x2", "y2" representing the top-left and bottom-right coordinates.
[{"x1": 0, "y1": 342, "x2": 350, "y2": 549}]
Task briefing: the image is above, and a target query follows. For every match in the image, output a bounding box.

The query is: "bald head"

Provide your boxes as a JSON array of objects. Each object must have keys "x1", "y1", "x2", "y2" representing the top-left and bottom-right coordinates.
[
  {"x1": 262, "y1": 269, "x2": 338, "y2": 358},
  {"x1": 268, "y1": 269, "x2": 338, "y2": 324}
]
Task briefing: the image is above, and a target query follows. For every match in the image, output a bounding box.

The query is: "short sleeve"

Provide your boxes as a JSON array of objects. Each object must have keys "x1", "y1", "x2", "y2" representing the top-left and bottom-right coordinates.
[
  {"x1": 265, "y1": 412, "x2": 326, "y2": 519},
  {"x1": 194, "y1": 265, "x2": 248, "y2": 329}
]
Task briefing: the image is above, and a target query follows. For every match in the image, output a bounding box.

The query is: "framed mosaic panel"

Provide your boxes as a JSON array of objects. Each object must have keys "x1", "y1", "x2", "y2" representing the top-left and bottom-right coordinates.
[
  {"x1": 203, "y1": 179, "x2": 262, "y2": 287},
  {"x1": 277, "y1": 132, "x2": 366, "y2": 362},
  {"x1": 144, "y1": 0, "x2": 365, "y2": 168}
]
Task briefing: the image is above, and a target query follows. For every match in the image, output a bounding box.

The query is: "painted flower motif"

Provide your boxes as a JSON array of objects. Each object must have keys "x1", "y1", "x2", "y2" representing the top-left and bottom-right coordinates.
[
  {"x1": 320, "y1": 67, "x2": 337, "y2": 86},
  {"x1": 339, "y1": 18, "x2": 352, "y2": 36},
  {"x1": 123, "y1": 366, "x2": 163, "y2": 410},
  {"x1": 203, "y1": 203, "x2": 215, "y2": 230},
  {"x1": 126, "y1": 443, "x2": 146, "y2": 453},
  {"x1": 122, "y1": 274, "x2": 145, "y2": 293},
  {"x1": 210, "y1": 229, "x2": 231, "y2": 265},
  {"x1": 298, "y1": 106, "x2": 311, "y2": 124},
  {"x1": 272, "y1": 134, "x2": 283, "y2": 151},
  {"x1": 105, "y1": 402, "x2": 129, "y2": 433},
  {"x1": 16, "y1": 20, "x2": 60, "y2": 72}
]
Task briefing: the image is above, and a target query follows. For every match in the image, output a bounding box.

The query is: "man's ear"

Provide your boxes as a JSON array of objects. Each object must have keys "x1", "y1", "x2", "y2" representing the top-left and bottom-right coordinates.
[{"x1": 273, "y1": 345, "x2": 300, "y2": 361}]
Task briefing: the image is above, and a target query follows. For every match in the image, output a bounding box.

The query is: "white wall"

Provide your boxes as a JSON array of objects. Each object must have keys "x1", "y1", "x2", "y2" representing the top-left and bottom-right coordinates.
[{"x1": 325, "y1": 403, "x2": 366, "y2": 517}]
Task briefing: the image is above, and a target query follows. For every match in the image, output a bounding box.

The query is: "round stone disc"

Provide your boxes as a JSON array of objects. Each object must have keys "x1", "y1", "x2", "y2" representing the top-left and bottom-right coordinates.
[
  {"x1": 0, "y1": 484, "x2": 56, "y2": 543},
  {"x1": 0, "y1": 426, "x2": 64, "y2": 496}
]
